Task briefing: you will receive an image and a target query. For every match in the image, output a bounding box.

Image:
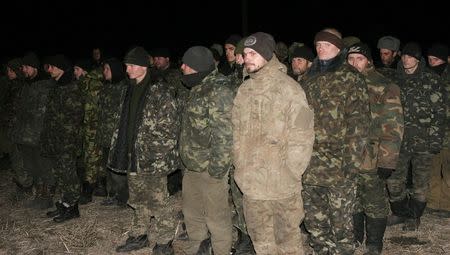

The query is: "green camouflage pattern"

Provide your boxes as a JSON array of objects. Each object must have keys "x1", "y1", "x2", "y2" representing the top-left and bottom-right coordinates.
[
  {"x1": 302, "y1": 62, "x2": 371, "y2": 187},
  {"x1": 127, "y1": 172, "x2": 178, "y2": 242},
  {"x1": 391, "y1": 62, "x2": 446, "y2": 154},
  {"x1": 179, "y1": 69, "x2": 234, "y2": 179},
  {"x1": 355, "y1": 172, "x2": 390, "y2": 218},
  {"x1": 78, "y1": 69, "x2": 104, "y2": 183},
  {"x1": 303, "y1": 184, "x2": 357, "y2": 255},
  {"x1": 52, "y1": 152, "x2": 80, "y2": 204},
  {"x1": 96, "y1": 80, "x2": 127, "y2": 148},
  {"x1": 108, "y1": 79, "x2": 179, "y2": 176},
  {"x1": 10, "y1": 79, "x2": 54, "y2": 146},
  {"x1": 40, "y1": 80, "x2": 84, "y2": 157},
  {"x1": 360, "y1": 66, "x2": 404, "y2": 171},
  {"x1": 440, "y1": 65, "x2": 450, "y2": 149}
]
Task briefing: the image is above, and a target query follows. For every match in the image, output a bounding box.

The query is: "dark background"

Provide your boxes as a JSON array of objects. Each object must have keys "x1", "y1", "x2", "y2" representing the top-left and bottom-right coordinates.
[{"x1": 2, "y1": 0, "x2": 449, "y2": 63}]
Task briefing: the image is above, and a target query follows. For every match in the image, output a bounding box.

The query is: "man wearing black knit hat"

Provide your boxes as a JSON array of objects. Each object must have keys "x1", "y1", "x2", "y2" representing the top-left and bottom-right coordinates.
[
  {"x1": 41, "y1": 54, "x2": 84, "y2": 223},
  {"x1": 385, "y1": 42, "x2": 446, "y2": 232},
  {"x1": 289, "y1": 44, "x2": 315, "y2": 81},
  {"x1": 111, "y1": 46, "x2": 180, "y2": 254},
  {"x1": 218, "y1": 34, "x2": 242, "y2": 76},
  {"x1": 301, "y1": 28, "x2": 371, "y2": 255},
  {"x1": 179, "y1": 46, "x2": 234, "y2": 255}
]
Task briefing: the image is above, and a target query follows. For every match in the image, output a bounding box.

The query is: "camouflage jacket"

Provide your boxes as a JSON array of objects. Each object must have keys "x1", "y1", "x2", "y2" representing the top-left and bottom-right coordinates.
[
  {"x1": 96, "y1": 79, "x2": 127, "y2": 148},
  {"x1": 40, "y1": 73, "x2": 84, "y2": 156},
  {"x1": 360, "y1": 66, "x2": 404, "y2": 171},
  {"x1": 108, "y1": 73, "x2": 179, "y2": 176},
  {"x1": 393, "y1": 61, "x2": 446, "y2": 154},
  {"x1": 437, "y1": 64, "x2": 450, "y2": 149},
  {"x1": 232, "y1": 57, "x2": 314, "y2": 200},
  {"x1": 10, "y1": 78, "x2": 54, "y2": 146},
  {"x1": 0, "y1": 77, "x2": 24, "y2": 129},
  {"x1": 152, "y1": 67, "x2": 189, "y2": 114},
  {"x1": 179, "y1": 69, "x2": 234, "y2": 179},
  {"x1": 78, "y1": 69, "x2": 103, "y2": 142},
  {"x1": 302, "y1": 55, "x2": 371, "y2": 187}
]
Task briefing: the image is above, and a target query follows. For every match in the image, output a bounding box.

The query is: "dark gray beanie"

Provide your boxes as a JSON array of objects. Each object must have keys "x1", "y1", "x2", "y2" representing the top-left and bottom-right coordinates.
[
  {"x1": 244, "y1": 32, "x2": 276, "y2": 61},
  {"x1": 22, "y1": 52, "x2": 40, "y2": 69},
  {"x1": 182, "y1": 46, "x2": 215, "y2": 72},
  {"x1": 48, "y1": 54, "x2": 72, "y2": 71},
  {"x1": 402, "y1": 42, "x2": 422, "y2": 60},
  {"x1": 124, "y1": 46, "x2": 149, "y2": 67}
]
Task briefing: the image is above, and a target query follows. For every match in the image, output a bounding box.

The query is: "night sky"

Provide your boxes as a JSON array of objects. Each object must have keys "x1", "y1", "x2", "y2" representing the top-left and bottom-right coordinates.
[{"x1": 2, "y1": 0, "x2": 449, "y2": 63}]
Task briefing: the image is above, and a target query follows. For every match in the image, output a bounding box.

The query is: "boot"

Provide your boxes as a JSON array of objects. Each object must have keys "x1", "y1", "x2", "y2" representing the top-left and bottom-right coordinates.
[
  {"x1": 53, "y1": 203, "x2": 80, "y2": 223},
  {"x1": 402, "y1": 199, "x2": 426, "y2": 231},
  {"x1": 78, "y1": 182, "x2": 93, "y2": 205},
  {"x1": 364, "y1": 217, "x2": 387, "y2": 255},
  {"x1": 93, "y1": 177, "x2": 107, "y2": 197},
  {"x1": 116, "y1": 234, "x2": 149, "y2": 252},
  {"x1": 387, "y1": 198, "x2": 410, "y2": 226},
  {"x1": 47, "y1": 201, "x2": 65, "y2": 218},
  {"x1": 196, "y1": 237, "x2": 213, "y2": 255},
  {"x1": 233, "y1": 228, "x2": 255, "y2": 254},
  {"x1": 152, "y1": 240, "x2": 175, "y2": 255},
  {"x1": 353, "y1": 212, "x2": 365, "y2": 246}
]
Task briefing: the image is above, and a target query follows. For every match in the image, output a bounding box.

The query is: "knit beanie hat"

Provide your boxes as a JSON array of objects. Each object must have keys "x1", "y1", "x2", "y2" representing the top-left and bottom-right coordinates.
[
  {"x1": 377, "y1": 36, "x2": 401, "y2": 51},
  {"x1": 343, "y1": 36, "x2": 361, "y2": 48},
  {"x1": 74, "y1": 59, "x2": 92, "y2": 72},
  {"x1": 182, "y1": 46, "x2": 215, "y2": 72},
  {"x1": 22, "y1": 52, "x2": 40, "y2": 69},
  {"x1": 291, "y1": 45, "x2": 315, "y2": 62},
  {"x1": 48, "y1": 54, "x2": 72, "y2": 71},
  {"x1": 124, "y1": 46, "x2": 149, "y2": 67},
  {"x1": 225, "y1": 34, "x2": 242, "y2": 46},
  {"x1": 6, "y1": 58, "x2": 23, "y2": 75},
  {"x1": 244, "y1": 32, "x2": 276, "y2": 61},
  {"x1": 427, "y1": 43, "x2": 448, "y2": 62},
  {"x1": 402, "y1": 42, "x2": 422, "y2": 60},
  {"x1": 151, "y1": 48, "x2": 171, "y2": 58},
  {"x1": 347, "y1": 42, "x2": 372, "y2": 60},
  {"x1": 314, "y1": 31, "x2": 344, "y2": 50}
]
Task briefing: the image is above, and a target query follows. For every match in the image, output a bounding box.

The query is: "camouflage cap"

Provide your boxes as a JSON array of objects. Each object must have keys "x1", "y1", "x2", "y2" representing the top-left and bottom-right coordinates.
[
  {"x1": 234, "y1": 37, "x2": 247, "y2": 55},
  {"x1": 343, "y1": 36, "x2": 361, "y2": 48}
]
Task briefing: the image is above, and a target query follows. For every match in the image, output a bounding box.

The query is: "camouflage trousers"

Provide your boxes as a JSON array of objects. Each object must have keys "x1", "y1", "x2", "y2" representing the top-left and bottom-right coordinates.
[
  {"x1": 10, "y1": 144, "x2": 30, "y2": 187},
  {"x1": 182, "y1": 170, "x2": 232, "y2": 255},
  {"x1": 51, "y1": 152, "x2": 80, "y2": 205},
  {"x1": 355, "y1": 171, "x2": 390, "y2": 218},
  {"x1": 18, "y1": 144, "x2": 54, "y2": 187},
  {"x1": 303, "y1": 183, "x2": 357, "y2": 255},
  {"x1": 230, "y1": 168, "x2": 248, "y2": 234},
  {"x1": 127, "y1": 172, "x2": 178, "y2": 244},
  {"x1": 243, "y1": 193, "x2": 305, "y2": 255},
  {"x1": 83, "y1": 140, "x2": 103, "y2": 184},
  {"x1": 387, "y1": 152, "x2": 433, "y2": 203}
]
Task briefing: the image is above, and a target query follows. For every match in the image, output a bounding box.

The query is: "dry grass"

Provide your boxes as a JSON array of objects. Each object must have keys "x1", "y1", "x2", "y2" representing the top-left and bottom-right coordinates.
[{"x1": 1, "y1": 157, "x2": 449, "y2": 255}]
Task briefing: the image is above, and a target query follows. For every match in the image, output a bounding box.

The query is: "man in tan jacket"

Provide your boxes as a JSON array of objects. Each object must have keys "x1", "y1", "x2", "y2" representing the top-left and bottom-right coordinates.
[{"x1": 232, "y1": 32, "x2": 315, "y2": 255}]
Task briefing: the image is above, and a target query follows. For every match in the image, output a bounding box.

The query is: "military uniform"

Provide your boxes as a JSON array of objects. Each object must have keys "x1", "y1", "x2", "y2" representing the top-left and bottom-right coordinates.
[
  {"x1": 40, "y1": 72, "x2": 84, "y2": 207},
  {"x1": 78, "y1": 69, "x2": 104, "y2": 187},
  {"x1": 108, "y1": 73, "x2": 179, "y2": 244},
  {"x1": 387, "y1": 60, "x2": 446, "y2": 224},
  {"x1": 302, "y1": 54, "x2": 371, "y2": 255},
  {"x1": 179, "y1": 69, "x2": 234, "y2": 255}
]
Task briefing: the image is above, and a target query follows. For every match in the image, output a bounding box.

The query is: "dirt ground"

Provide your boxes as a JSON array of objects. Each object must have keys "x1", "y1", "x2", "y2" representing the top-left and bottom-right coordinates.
[{"x1": 0, "y1": 157, "x2": 449, "y2": 255}]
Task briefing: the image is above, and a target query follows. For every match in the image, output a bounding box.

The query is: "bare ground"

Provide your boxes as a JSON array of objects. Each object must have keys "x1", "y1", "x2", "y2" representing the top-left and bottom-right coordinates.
[{"x1": 0, "y1": 157, "x2": 449, "y2": 255}]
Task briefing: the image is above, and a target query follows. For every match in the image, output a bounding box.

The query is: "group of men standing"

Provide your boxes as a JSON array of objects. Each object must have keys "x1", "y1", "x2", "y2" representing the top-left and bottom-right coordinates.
[{"x1": 0, "y1": 27, "x2": 447, "y2": 255}]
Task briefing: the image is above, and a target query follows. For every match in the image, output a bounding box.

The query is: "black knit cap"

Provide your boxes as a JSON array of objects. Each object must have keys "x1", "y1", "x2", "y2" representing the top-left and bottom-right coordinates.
[
  {"x1": 74, "y1": 59, "x2": 92, "y2": 72},
  {"x1": 225, "y1": 34, "x2": 242, "y2": 46},
  {"x1": 244, "y1": 32, "x2": 276, "y2": 61},
  {"x1": 427, "y1": 43, "x2": 448, "y2": 62},
  {"x1": 402, "y1": 42, "x2": 422, "y2": 60},
  {"x1": 182, "y1": 46, "x2": 215, "y2": 72},
  {"x1": 22, "y1": 52, "x2": 40, "y2": 69},
  {"x1": 48, "y1": 54, "x2": 72, "y2": 71},
  {"x1": 124, "y1": 46, "x2": 149, "y2": 67},
  {"x1": 291, "y1": 45, "x2": 315, "y2": 62},
  {"x1": 347, "y1": 42, "x2": 372, "y2": 60},
  {"x1": 151, "y1": 48, "x2": 171, "y2": 58}
]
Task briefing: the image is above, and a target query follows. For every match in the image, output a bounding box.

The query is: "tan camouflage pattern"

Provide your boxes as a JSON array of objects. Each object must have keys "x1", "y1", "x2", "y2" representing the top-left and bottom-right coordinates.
[{"x1": 179, "y1": 69, "x2": 234, "y2": 179}]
